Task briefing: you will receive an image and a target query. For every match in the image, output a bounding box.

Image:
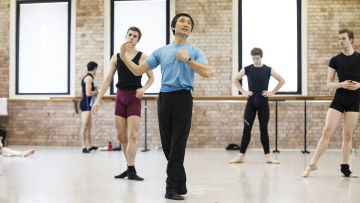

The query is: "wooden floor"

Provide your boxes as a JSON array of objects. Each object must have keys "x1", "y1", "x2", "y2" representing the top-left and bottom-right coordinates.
[{"x1": 1, "y1": 147, "x2": 360, "y2": 203}]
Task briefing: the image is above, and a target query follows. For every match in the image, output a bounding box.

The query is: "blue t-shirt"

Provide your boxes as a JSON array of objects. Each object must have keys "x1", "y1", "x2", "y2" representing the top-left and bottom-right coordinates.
[{"x1": 145, "y1": 42, "x2": 208, "y2": 92}]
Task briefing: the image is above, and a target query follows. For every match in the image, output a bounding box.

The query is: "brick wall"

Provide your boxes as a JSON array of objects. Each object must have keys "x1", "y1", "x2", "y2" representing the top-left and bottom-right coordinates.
[
  {"x1": 75, "y1": 0, "x2": 105, "y2": 96},
  {"x1": 0, "y1": 0, "x2": 359, "y2": 149},
  {"x1": 176, "y1": 0, "x2": 233, "y2": 96},
  {"x1": 307, "y1": 0, "x2": 360, "y2": 95},
  {"x1": 0, "y1": 1, "x2": 9, "y2": 97}
]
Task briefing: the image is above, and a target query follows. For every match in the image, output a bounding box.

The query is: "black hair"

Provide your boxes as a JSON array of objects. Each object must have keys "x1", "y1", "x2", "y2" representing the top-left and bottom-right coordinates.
[
  {"x1": 171, "y1": 13, "x2": 194, "y2": 35},
  {"x1": 87, "y1": 61, "x2": 98, "y2": 71}
]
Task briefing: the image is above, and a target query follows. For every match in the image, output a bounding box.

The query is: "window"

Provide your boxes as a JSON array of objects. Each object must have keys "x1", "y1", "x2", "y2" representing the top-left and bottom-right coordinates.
[
  {"x1": 238, "y1": 0, "x2": 301, "y2": 94},
  {"x1": 16, "y1": 0, "x2": 71, "y2": 95},
  {"x1": 111, "y1": 0, "x2": 169, "y2": 95}
]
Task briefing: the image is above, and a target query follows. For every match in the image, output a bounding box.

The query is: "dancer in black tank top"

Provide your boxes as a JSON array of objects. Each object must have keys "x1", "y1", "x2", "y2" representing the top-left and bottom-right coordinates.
[
  {"x1": 229, "y1": 48, "x2": 285, "y2": 164},
  {"x1": 92, "y1": 27, "x2": 154, "y2": 181},
  {"x1": 80, "y1": 73, "x2": 95, "y2": 111},
  {"x1": 303, "y1": 29, "x2": 360, "y2": 178},
  {"x1": 79, "y1": 61, "x2": 99, "y2": 153},
  {"x1": 115, "y1": 51, "x2": 143, "y2": 90}
]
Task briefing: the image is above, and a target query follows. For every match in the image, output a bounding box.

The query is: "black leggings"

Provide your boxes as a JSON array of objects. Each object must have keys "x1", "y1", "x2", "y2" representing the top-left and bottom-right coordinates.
[{"x1": 240, "y1": 96, "x2": 270, "y2": 154}]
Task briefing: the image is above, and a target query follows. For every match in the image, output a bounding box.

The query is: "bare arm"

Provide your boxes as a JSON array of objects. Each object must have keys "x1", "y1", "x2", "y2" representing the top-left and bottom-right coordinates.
[
  {"x1": 176, "y1": 47, "x2": 211, "y2": 78},
  {"x1": 135, "y1": 54, "x2": 155, "y2": 98},
  {"x1": 262, "y1": 69, "x2": 285, "y2": 97},
  {"x1": 232, "y1": 69, "x2": 253, "y2": 97},
  {"x1": 120, "y1": 42, "x2": 151, "y2": 76},
  {"x1": 187, "y1": 61, "x2": 211, "y2": 78},
  {"x1": 140, "y1": 54, "x2": 154, "y2": 90},
  {"x1": 143, "y1": 70, "x2": 154, "y2": 90},
  {"x1": 270, "y1": 69, "x2": 286, "y2": 93},
  {"x1": 92, "y1": 55, "x2": 117, "y2": 113},
  {"x1": 327, "y1": 67, "x2": 354, "y2": 90},
  {"x1": 85, "y1": 76, "x2": 98, "y2": 96},
  {"x1": 97, "y1": 55, "x2": 117, "y2": 100}
]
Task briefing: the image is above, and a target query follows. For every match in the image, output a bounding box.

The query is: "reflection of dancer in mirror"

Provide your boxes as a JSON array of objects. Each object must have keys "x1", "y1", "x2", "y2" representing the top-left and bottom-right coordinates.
[
  {"x1": 0, "y1": 141, "x2": 35, "y2": 157},
  {"x1": 229, "y1": 48, "x2": 285, "y2": 164},
  {"x1": 79, "y1": 61, "x2": 99, "y2": 153},
  {"x1": 120, "y1": 13, "x2": 211, "y2": 200},
  {"x1": 92, "y1": 27, "x2": 154, "y2": 181},
  {"x1": 303, "y1": 29, "x2": 360, "y2": 178}
]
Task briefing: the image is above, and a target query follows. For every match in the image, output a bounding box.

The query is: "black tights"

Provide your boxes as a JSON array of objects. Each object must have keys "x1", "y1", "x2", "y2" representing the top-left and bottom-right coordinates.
[{"x1": 240, "y1": 96, "x2": 270, "y2": 154}]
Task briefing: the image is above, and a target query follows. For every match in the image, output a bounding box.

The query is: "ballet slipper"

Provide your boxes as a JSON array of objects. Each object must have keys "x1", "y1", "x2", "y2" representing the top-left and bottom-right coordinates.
[
  {"x1": 228, "y1": 154, "x2": 245, "y2": 163},
  {"x1": 302, "y1": 164, "x2": 317, "y2": 177},
  {"x1": 349, "y1": 173, "x2": 358, "y2": 178},
  {"x1": 265, "y1": 155, "x2": 280, "y2": 164}
]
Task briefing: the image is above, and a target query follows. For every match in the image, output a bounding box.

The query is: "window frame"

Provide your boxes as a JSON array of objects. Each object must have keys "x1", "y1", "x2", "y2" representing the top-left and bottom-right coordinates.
[
  {"x1": 109, "y1": 0, "x2": 170, "y2": 95},
  {"x1": 15, "y1": 0, "x2": 71, "y2": 95},
  {"x1": 237, "y1": 0, "x2": 302, "y2": 95}
]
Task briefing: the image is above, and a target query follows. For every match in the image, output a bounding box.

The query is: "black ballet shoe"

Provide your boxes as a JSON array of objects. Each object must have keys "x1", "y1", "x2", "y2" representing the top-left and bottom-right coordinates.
[
  {"x1": 341, "y1": 164, "x2": 357, "y2": 177},
  {"x1": 341, "y1": 164, "x2": 352, "y2": 177},
  {"x1": 114, "y1": 170, "x2": 128, "y2": 179},
  {"x1": 82, "y1": 148, "x2": 90, "y2": 153},
  {"x1": 127, "y1": 166, "x2": 144, "y2": 181},
  {"x1": 128, "y1": 173, "x2": 144, "y2": 181},
  {"x1": 89, "y1": 146, "x2": 98, "y2": 151}
]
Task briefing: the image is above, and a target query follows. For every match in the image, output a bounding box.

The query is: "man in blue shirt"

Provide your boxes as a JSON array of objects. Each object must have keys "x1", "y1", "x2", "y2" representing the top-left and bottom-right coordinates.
[{"x1": 120, "y1": 13, "x2": 211, "y2": 200}]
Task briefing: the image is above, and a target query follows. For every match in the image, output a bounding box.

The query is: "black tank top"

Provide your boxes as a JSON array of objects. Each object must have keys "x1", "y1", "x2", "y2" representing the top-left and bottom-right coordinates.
[
  {"x1": 81, "y1": 73, "x2": 95, "y2": 100},
  {"x1": 116, "y1": 52, "x2": 143, "y2": 90},
  {"x1": 245, "y1": 64, "x2": 271, "y2": 96}
]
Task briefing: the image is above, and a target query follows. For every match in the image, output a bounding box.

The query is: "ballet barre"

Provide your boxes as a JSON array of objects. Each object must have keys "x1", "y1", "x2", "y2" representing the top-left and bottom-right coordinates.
[
  {"x1": 12, "y1": 95, "x2": 334, "y2": 153},
  {"x1": 192, "y1": 95, "x2": 333, "y2": 153},
  {"x1": 48, "y1": 96, "x2": 158, "y2": 152}
]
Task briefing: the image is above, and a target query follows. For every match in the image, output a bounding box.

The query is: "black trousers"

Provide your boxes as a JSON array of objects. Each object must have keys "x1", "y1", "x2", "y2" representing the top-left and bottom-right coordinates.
[
  {"x1": 158, "y1": 90, "x2": 193, "y2": 193},
  {"x1": 240, "y1": 96, "x2": 270, "y2": 154}
]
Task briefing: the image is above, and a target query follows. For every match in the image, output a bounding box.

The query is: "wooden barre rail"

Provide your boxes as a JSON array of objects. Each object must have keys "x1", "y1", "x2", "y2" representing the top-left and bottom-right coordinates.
[
  {"x1": 47, "y1": 94, "x2": 329, "y2": 153},
  {"x1": 7, "y1": 95, "x2": 334, "y2": 102},
  {"x1": 7, "y1": 95, "x2": 334, "y2": 153},
  {"x1": 48, "y1": 95, "x2": 333, "y2": 101},
  {"x1": 193, "y1": 95, "x2": 334, "y2": 101}
]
